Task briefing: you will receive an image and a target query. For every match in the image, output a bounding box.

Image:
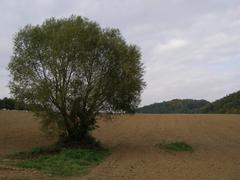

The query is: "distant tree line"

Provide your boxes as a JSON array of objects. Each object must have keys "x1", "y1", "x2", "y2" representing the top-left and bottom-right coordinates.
[
  {"x1": 137, "y1": 99, "x2": 210, "y2": 114},
  {"x1": 137, "y1": 90, "x2": 240, "y2": 114},
  {"x1": 0, "y1": 97, "x2": 28, "y2": 110},
  {"x1": 2, "y1": 91, "x2": 240, "y2": 114}
]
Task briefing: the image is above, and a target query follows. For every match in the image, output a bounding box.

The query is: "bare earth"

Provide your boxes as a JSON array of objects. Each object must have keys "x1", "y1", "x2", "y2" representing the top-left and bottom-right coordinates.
[{"x1": 0, "y1": 111, "x2": 240, "y2": 180}]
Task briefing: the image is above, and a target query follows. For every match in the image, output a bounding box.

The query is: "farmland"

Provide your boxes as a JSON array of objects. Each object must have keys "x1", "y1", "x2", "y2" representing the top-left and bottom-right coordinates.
[{"x1": 0, "y1": 110, "x2": 240, "y2": 179}]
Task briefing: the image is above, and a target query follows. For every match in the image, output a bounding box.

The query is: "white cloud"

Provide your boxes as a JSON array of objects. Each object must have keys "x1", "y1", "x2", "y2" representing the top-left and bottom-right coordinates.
[{"x1": 155, "y1": 38, "x2": 188, "y2": 52}]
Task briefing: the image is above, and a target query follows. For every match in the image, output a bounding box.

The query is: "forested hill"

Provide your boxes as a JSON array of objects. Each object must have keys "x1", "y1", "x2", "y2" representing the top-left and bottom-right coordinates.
[
  {"x1": 137, "y1": 91, "x2": 240, "y2": 114},
  {"x1": 201, "y1": 91, "x2": 240, "y2": 114},
  {"x1": 137, "y1": 99, "x2": 210, "y2": 113}
]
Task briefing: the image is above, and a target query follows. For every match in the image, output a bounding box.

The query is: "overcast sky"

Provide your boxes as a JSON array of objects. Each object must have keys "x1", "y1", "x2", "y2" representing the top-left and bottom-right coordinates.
[{"x1": 0, "y1": 0, "x2": 240, "y2": 106}]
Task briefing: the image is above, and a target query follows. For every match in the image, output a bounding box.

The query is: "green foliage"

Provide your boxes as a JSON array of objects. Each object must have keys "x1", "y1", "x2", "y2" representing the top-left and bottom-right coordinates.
[
  {"x1": 8, "y1": 15, "x2": 145, "y2": 142},
  {"x1": 0, "y1": 97, "x2": 29, "y2": 110},
  {"x1": 157, "y1": 141, "x2": 193, "y2": 152},
  {"x1": 16, "y1": 148, "x2": 110, "y2": 176},
  {"x1": 201, "y1": 91, "x2": 240, "y2": 114},
  {"x1": 137, "y1": 99, "x2": 210, "y2": 113},
  {"x1": 0, "y1": 97, "x2": 16, "y2": 110}
]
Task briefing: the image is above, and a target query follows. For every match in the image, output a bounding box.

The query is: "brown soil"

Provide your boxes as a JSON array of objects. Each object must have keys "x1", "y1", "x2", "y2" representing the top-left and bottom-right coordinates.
[
  {"x1": 0, "y1": 110, "x2": 55, "y2": 156},
  {"x1": 0, "y1": 111, "x2": 240, "y2": 180}
]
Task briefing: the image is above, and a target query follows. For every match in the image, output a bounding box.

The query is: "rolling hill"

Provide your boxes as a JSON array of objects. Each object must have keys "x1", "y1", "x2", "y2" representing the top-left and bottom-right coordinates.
[
  {"x1": 138, "y1": 91, "x2": 240, "y2": 114},
  {"x1": 137, "y1": 99, "x2": 210, "y2": 113},
  {"x1": 201, "y1": 91, "x2": 240, "y2": 114}
]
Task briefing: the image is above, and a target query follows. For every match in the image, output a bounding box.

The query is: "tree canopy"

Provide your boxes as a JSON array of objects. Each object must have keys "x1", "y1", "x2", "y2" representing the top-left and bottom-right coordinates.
[{"x1": 8, "y1": 16, "x2": 145, "y2": 144}]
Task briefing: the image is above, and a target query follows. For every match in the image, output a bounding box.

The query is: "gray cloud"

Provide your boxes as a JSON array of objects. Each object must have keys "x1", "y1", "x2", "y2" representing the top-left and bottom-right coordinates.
[{"x1": 0, "y1": 0, "x2": 240, "y2": 105}]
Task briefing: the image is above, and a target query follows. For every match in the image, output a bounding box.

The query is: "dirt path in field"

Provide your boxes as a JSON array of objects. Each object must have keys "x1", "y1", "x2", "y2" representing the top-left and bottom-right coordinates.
[{"x1": 1, "y1": 111, "x2": 240, "y2": 180}]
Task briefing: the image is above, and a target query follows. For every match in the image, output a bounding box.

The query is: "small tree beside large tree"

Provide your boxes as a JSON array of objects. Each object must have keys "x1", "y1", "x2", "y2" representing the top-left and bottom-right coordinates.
[{"x1": 8, "y1": 16, "x2": 145, "y2": 145}]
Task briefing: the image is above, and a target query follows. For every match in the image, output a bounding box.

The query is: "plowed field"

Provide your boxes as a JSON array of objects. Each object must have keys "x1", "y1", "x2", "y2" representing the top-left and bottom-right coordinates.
[{"x1": 0, "y1": 111, "x2": 240, "y2": 180}]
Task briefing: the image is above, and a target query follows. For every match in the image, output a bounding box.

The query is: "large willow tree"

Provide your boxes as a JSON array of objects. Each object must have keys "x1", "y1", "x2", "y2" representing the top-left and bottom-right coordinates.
[{"x1": 8, "y1": 16, "x2": 145, "y2": 144}]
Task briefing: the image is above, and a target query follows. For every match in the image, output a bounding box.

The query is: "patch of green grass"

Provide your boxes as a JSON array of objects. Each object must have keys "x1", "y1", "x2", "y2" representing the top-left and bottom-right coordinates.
[
  {"x1": 6, "y1": 145, "x2": 61, "y2": 160},
  {"x1": 156, "y1": 141, "x2": 193, "y2": 152},
  {"x1": 30, "y1": 147, "x2": 44, "y2": 155},
  {"x1": 16, "y1": 148, "x2": 110, "y2": 176}
]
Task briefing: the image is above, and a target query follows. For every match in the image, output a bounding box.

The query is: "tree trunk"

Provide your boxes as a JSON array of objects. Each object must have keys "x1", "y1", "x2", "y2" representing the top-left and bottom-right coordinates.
[{"x1": 59, "y1": 115, "x2": 97, "y2": 147}]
